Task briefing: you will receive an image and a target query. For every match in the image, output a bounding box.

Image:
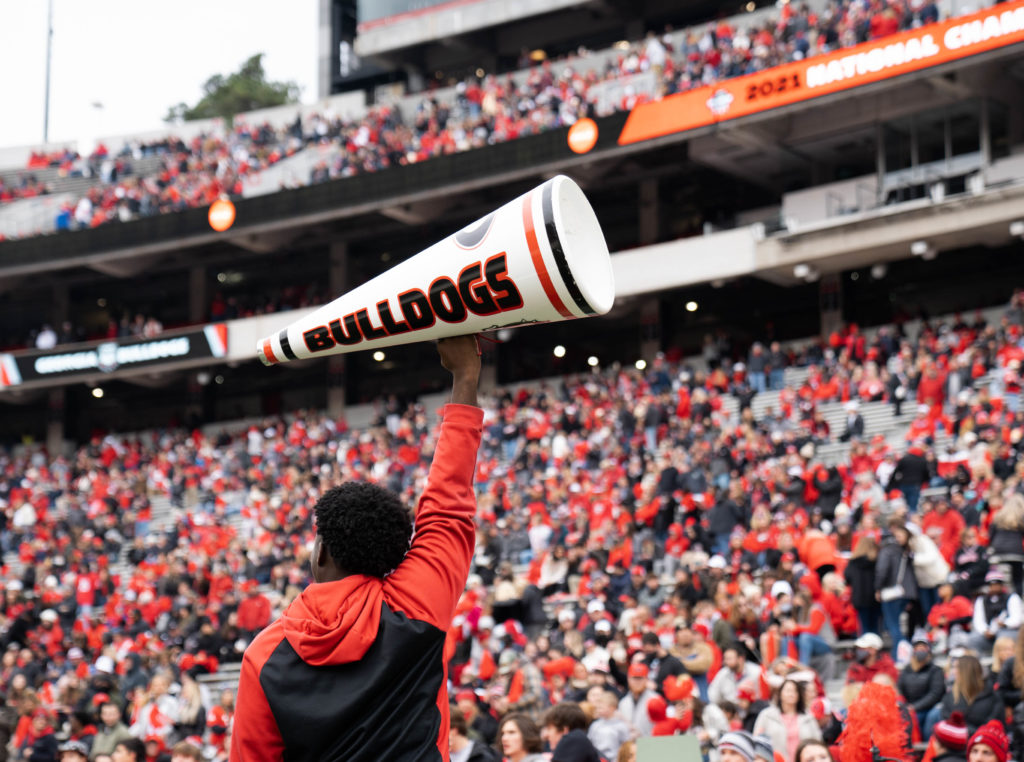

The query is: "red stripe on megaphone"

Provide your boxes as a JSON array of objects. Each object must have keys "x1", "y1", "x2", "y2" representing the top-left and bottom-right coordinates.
[
  {"x1": 261, "y1": 339, "x2": 280, "y2": 364},
  {"x1": 521, "y1": 192, "x2": 573, "y2": 319}
]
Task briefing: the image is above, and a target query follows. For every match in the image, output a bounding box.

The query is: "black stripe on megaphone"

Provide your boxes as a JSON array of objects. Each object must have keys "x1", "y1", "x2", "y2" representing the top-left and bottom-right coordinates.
[
  {"x1": 541, "y1": 182, "x2": 595, "y2": 316},
  {"x1": 278, "y1": 330, "x2": 299, "y2": 361}
]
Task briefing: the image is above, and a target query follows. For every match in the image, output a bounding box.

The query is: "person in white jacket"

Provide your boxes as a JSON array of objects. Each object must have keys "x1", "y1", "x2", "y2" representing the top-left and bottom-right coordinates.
[
  {"x1": 709, "y1": 645, "x2": 762, "y2": 706},
  {"x1": 967, "y1": 568, "x2": 1024, "y2": 654},
  {"x1": 752, "y1": 679, "x2": 822, "y2": 762}
]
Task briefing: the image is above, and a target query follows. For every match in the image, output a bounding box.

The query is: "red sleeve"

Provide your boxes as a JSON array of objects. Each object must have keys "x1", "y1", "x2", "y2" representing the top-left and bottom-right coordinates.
[
  {"x1": 793, "y1": 608, "x2": 827, "y2": 636},
  {"x1": 384, "y1": 404, "x2": 483, "y2": 630},
  {"x1": 230, "y1": 626, "x2": 286, "y2": 762}
]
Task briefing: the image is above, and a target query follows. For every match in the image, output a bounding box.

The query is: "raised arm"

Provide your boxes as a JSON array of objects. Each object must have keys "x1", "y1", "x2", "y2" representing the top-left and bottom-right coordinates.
[{"x1": 384, "y1": 336, "x2": 482, "y2": 629}]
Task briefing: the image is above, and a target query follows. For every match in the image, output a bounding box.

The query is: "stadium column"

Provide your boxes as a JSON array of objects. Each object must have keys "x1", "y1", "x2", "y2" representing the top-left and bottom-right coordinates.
[
  {"x1": 638, "y1": 178, "x2": 659, "y2": 245},
  {"x1": 51, "y1": 283, "x2": 69, "y2": 330},
  {"x1": 189, "y1": 266, "x2": 207, "y2": 324},
  {"x1": 640, "y1": 298, "x2": 661, "y2": 360},
  {"x1": 46, "y1": 389, "x2": 65, "y2": 456},
  {"x1": 819, "y1": 273, "x2": 842, "y2": 337},
  {"x1": 327, "y1": 241, "x2": 348, "y2": 417}
]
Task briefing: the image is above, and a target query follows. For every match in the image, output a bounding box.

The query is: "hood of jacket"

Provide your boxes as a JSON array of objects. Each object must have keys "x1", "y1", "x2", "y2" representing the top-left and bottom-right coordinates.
[{"x1": 280, "y1": 575, "x2": 384, "y2": 666}]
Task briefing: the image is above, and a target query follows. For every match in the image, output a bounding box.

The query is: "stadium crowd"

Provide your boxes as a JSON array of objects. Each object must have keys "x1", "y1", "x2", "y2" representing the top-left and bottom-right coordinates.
[
  {"x1": 0, "y1": 288, "x2": 1020, "y2": 761},
  {"x1": 0, "y1": 0, "x2": 961, "y2": 242}
]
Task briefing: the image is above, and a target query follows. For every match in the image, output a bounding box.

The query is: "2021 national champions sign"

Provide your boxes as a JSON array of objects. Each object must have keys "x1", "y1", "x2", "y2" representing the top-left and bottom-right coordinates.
[{"x1": 616, "y1": 0, "x2": 1024, "y2": 146}]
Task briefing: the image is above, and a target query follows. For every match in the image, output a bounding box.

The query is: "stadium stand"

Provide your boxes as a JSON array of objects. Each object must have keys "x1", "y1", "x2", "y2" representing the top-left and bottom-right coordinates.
[{"x1": 1, "y1": 0, "x2": 1024, "y2": 758}]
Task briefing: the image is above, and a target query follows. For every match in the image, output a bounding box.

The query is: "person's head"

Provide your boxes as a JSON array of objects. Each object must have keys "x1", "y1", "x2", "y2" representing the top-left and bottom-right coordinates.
[
  {"x1": 993, "y1": 636, "x2": 1015, "y2": 672},
  {"x1": 985, "y1": 568, "x2": 1008, "y2": 595},
  {"x1": 617, "y1": 740, "x2": 636, "y2": 762},
  {"x1": 112, "y1": 737, "x2": 146, "y2": 762},
  {"x1": 751, "y1": 735, "x2": 774, "y2": 762},
  {"x1": 888, "y1": 518, "x2": 909, "y2": 546},
  {"x1": 626, "y1": 662, "x2": 649, "y2": 694},
  {"x1": 100, "y1": 702, "x2": 121, "y2": 728},
  {"x1": 31, "y1": 708, "x2": 52, "y2": 734},
  {"x1": 911, "y1": 636, "x2": 932, "y2": 665},
  {"x1": 933, "y1": 712, "x2": 969, "y2": 756},
  {"x1": 795, "y1": 739, "x2": 835, "y2": 762},
  {"x1": 169, "y1": 742, "x2": 202, "y2": 762},
  {"x1": 499, "y1": 714, "x2": 543, "y2": 759},
  {"x1": 718, "y1": 731, "x2": 757, "y2": 762},
  {"x1": 967, "y1": 721, "x2": 1009, "y2": 762},
  {"x1": 953, "y1": 654, "x2": 985, "y2": 705},
  {"x1": 58, "y1": 740, "x2": 90, "y2": 762},
  {"x1": 541, "y1": 702, "x2": 588, "y2": 750},
  {"x1": 723, "y1": 645, "x2": 745, "y2": 672},
  {"x1": 311, "y1": 483, "x2": 413, "y2": 581},
  {"x1": 594, "y1": 690, "x2": 619, "y2": 719},
  {"x1": 776, "y1": 679, "x2": 806, "y2": 714},
  {"x1": 641, "y1": 631, "x2": 661, "y2": 656},
  {"x1": 854, "y1": 632, "x2": 883, "y2": 663}
]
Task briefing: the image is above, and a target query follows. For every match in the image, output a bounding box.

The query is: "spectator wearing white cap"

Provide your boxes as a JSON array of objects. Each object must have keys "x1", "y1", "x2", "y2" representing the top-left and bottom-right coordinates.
[{"x1": 968, "y1": 568, "x2": 1023, "y2": 654}]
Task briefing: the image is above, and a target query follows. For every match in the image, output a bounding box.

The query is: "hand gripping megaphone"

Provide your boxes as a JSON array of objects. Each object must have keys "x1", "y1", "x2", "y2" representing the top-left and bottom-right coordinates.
[{"x1": 256, "y1": 175, "x2": 614, "y2": 366}]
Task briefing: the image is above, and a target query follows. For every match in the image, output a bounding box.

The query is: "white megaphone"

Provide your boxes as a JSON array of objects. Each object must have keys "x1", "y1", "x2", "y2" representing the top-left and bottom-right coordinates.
[{"x1": 256, "y1": 175, "x2": 614, "y2": 366}]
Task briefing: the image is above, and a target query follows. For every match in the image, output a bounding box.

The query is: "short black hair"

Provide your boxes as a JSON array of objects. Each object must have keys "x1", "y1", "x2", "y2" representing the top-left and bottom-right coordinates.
[
  {"x1": 313, "y1": 483, "x2": 413, "y2": 578},
  {"x1": 115, "y1": 738, "x2": 146, "y2": 760}
]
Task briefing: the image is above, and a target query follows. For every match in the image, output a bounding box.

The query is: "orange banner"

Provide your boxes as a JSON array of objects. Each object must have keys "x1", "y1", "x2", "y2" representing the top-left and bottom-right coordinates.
[{"x1": 618, "y1": 0, "x2": 1024, "y2": 145}]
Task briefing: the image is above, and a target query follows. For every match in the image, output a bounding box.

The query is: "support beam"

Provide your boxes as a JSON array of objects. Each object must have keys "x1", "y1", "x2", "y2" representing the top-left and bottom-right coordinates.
[
  {"x1": 46, "y1": 388, "x2": 64, "y2": 456},
  {"x1": 326, "y1": 242, "x2": 348, "y2": 418},
  {"x1": 189, "y1": 266, "x2": 207, "y2": 325},
  {"x1": 379, "y1": 198, "x2": 454, "y2": 226},
  {"x1": 89, "y1": 252, "x2": 164, "y2": 278}
]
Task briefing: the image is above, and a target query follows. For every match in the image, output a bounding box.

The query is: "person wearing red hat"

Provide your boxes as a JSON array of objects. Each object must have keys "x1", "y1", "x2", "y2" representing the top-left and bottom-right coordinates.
[
  {"x1": 967, "y1": 721, "x2": 1009, "y2": 762},
  {"x1": 230, "y1": 337, "x2": 483, "y2": 762},
  {"x1": 923, "y1": 711, "x2": 968, "y2": 762},
  {"x1": 619, "y1": 662, "x2": 658, "y2": 738}
]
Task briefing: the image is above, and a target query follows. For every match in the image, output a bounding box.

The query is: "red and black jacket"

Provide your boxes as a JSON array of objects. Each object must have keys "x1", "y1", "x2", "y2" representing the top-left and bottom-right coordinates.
[{"x1": 230, "y1": 404, "x2": 483, "y2": 761}]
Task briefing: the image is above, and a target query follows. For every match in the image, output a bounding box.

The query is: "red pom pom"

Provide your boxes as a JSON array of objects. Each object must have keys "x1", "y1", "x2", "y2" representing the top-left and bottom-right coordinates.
[{"x1": 837, "y1": 683, "x2": 908, "y2": 762}]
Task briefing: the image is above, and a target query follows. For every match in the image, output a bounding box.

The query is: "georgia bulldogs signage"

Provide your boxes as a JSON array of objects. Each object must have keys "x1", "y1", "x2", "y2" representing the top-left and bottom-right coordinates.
[{"x1": 0, "y1": 324, "x2": 228, "y2": 389}]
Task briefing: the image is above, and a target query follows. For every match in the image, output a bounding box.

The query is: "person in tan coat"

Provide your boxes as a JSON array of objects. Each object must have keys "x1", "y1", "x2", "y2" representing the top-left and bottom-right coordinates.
[{"x1": 671, "y1": 622, "x2": 714, "y2": 701}]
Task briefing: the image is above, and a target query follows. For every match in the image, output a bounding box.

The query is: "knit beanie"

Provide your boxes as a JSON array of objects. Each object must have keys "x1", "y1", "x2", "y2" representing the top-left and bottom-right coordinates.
[
  {"x1": 932, "y1": 711, "x2": 967, "y2": 750},
  {"x1": 967, "y1": 721, "x2": 1009, "y2": 762},
  {"x1": 719, "y1": 731, "x2": 756, "y2": 762}
]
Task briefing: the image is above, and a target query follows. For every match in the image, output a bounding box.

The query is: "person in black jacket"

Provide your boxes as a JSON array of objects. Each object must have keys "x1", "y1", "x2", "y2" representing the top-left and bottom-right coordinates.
[
  {"x1": 951, "y1": 527, "x2": 990, "y2": 597},
  {"x1": 940, "y1": 654, "x2": 1005, "y2": 737},
  {"x1": 812, "y1": 466, "x2": 842, "y2": 520},
  {"x1": 876, "y1": 521, "x2": 919, "y2": 656},
  {"x1": 450, "y1": 708, "x2": 500, "y2": 762},
  {"x1": 845, "y1": 536, "x2": 881, "y2": 636},
  {"x1": 541, "y1": 703, "x2": 602, "y2": 762},
  {"x1": 898, "y1": 636, "x2": 945, "y2": 732},
  {"x1": 892, "y1": 445, "x2": 930, "y2": 513}
]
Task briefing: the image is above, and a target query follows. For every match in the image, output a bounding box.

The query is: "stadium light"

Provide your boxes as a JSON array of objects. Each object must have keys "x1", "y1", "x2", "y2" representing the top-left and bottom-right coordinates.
[
  {"x1": 553, "y1": 345, "x2": 566, "y2": 358},
  {"x1": 635, "y1": 359, "x2": 647, "y2": 370},
  {"x1": 793, "y1": 263, "x2": 810, "y2": 279},
  {"x1": 92, "y1": 387, "x2": 104, "y2": 399},
  {"x1": 685, "y1": 301, "x2": 699, "y2": 312},
  {"x1": 373, "y1": 351, "x2": 385, "y2": 362},
  {"x1": 910, "y1": 240, "x2": 930, "y2": 256},
  {"x1": 1010, "y1": 221, "x2": 1024, "y2": 238},
  {"x1": 588, "y1": 356, "x2": 599, "y2": 367},
  {"x1": 871, "y1": 263, "x2": 888, "y2": 279}
]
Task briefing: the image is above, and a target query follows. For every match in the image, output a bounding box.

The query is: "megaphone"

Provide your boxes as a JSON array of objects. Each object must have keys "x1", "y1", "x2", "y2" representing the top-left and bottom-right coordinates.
[{"x1": 256, "y1": 175, "x2": 615, "y2": 366}]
